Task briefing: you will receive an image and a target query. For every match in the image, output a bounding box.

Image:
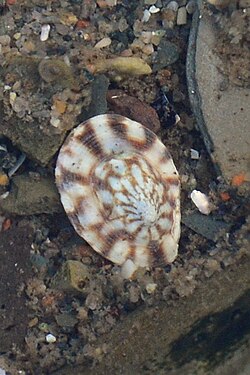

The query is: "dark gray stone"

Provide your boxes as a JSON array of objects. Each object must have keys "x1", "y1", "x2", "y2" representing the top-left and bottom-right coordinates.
[
  {"x1": 153, "y1": 40, "x2": 179, "y2": 71},
  {"x1": 181, "y1": 212, "x2": 231, "y2": 241},
  {"x1": 0, "y1": 174, "x2": 62, "y2": 215}
]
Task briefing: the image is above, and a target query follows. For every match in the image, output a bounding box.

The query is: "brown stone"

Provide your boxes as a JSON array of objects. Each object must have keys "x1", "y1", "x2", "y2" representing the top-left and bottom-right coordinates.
[{"x1": 107, "y1": 90, "x2": 161, "y2": 133}]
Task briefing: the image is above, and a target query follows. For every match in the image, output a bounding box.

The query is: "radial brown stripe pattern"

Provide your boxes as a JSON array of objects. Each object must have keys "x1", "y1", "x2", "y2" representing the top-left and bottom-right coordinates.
[{"x1": 55, "y1": 114, "x2": 181, "y2": 278}]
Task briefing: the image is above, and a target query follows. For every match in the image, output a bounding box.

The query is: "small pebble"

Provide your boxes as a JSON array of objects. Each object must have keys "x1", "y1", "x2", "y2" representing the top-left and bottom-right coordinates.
[
  {"x1": 40, "y1": 24, "x2": 51, "y2": 41},
  {"x1": 28, "y1": 317, "x2": 39, "y2": 328},
  {"x1": 186, "y1": 0, "x2": 196, "y2": 14},
  {"x1": 177, "y1": 7, "x2": 187, "y2": 25},
  {"x1": 151, "y1": 31, "x2": 164, "y2": 45},
  {"x1": 146, "y1": 283, "x2": 157, "y2": 294},
  {"x1": 9, "y1": 92, "x2": 17, "y2": 106},
  {"x1": 140, "y1": 31, "x2": 153, "y2": 44},
  {"x1": 190, "y1": 190, "x2": 212, "y2": 215},
  {"x1": 149, "y1": 5, "x2": 160, "y2": 13},
  {"x1": 142, "y1": 43, "x2": 154, "y2": 55},
  {"x1": 190, "y1": 148, "x2": 199, "y2": 159},
  {"x1": 13, "y1": 32, "x2": 21, "y2": 40},
  {"x1": 59, "y1": 12, "x2": 78, "y2": 26},
  {"x1": 0, "y1": 35, "x2": 11, "y2": 46},
  {"x1": 97, "y1": 0, "x2": 117, "y2": 6},
  {"x1": 46, "y1": 333, "x2": 57, "y2": 343},
  {"x1": 50, "y1": 117, "x2": 61, "y2": 128},
  {"x1": 166, "y1": 1, "x2": 179, "y2": 11},
  {"x1": 94, "y1": 37, "x2": 112, "y2": 49},
  {"x1": 161, "y1": 6, "x2": 177, "y2": 29},
  {"x1": 118, "y1": 17, "x2": 129, "y2": 32},
  {"x1": 142, "y1": 9, "x2": 151, "y2": 22}
]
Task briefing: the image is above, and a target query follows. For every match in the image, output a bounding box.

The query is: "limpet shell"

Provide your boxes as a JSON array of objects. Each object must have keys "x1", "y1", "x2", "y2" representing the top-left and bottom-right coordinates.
[{"x1": 55, "y1": 114, "x2": 181, "y2": 277}]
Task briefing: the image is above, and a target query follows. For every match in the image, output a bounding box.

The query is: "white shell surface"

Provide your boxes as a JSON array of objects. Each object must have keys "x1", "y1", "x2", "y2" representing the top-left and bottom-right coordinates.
[{"x1": 56, "y1": 114, "x2": 181, "y2": 271}]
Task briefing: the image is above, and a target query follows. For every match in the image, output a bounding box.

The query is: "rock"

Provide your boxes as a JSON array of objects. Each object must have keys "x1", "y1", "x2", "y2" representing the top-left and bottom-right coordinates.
[
  {"x1": 161, "y1": 8, "x2": 177, "y2": 29},
  {"x1": 0, "y1": 105, "x2": 66, "y2": 166},
  {"x1": 0, "y1": 171, "x2": 9, "y2": 186},
  {"x1": 51, "y1": 260, "x2": 91, "y2": 294},
  {"x1": 182, "y1": 212, "x2": 231, "y2": 241},
  {"x1": 166, "y1": 0, "x2": 179, "y2": 11},
  {"x1": 149, "y1": 5, "x2": 161, "y2": 13},
  {"x1": 107, "y1": 89, "x2": 161, "y2": 133},
  {"x1": 204, "y1": 258, "x2": 221, "y2": 277},
  {"x1": 55, "y1": 313, "x2": 78, "y2": 328},
  {"x1": 153, "y1": 40, "x2": 179, "y2": 71},
  {"x1": 176, "y1": 7, "x2": 187, "y2": 25},
  {"x1": 45, "y1": 333, "x2": 57, "y2": 343},
  {"x1": 94, "y1": 56, "x2": 152, "y2": 76},
  {"x1": 94, "y1": 37, "x2": 112, "y2": 49},
  {"x1": 186, "y1": 0, "x2": 197, "y2": 14},
  {"x1": 0, "y1": 174, "x2": 62, "y2": 215},
  {"x1": 187, "y1": 1, "x2": 250, "y2": 187},
  {"x1": 83, "y1": 75, "x2": 109, "y2": 120},
  {"x1": 85, "y1": 291, "x2": 103, "y2": 310},
  {"x1": 0, "y1": 56, "x2": 71, "y2": 166},
  {"x1": 40, "y1": 24, "x2": 51, "y2": 42}
]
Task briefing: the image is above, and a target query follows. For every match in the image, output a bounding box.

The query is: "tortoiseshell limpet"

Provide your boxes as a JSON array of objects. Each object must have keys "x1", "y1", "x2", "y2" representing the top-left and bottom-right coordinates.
[{"x1": 55, "y1": 114, "x2": 181, "y2": 278}]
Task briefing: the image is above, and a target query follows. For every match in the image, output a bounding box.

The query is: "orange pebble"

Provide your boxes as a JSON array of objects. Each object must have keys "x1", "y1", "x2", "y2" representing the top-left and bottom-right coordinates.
[
  {"x1": 2, "y1": 218, "x2": 11, "y2": 231},
  {"x1": 53, "y1": 99, "x2": 67, "y2": 114},
  {"x1": 231, "y1": 173, "x2": 246, "y2": 187},
  {"x1": 220, "y1": 192, "x2": 230, "y2": 201},
  {"x1": 0, "y1": 173, "x2": 9, "y2": 186},
  {"x1": 76, "y1": 19, "x2": 90, "y2": 29}
]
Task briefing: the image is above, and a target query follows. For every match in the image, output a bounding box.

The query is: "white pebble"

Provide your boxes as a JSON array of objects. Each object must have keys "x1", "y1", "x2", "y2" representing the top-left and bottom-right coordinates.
[
  {"x1": 40, "y1": 24, "x2": 51, "y2": 42},
  {"x1": 140, "y1": 31, "x2": 153, "y2": 44},
  {"x1": 142, "y1": 9, "x2": 151, "y2": 22},
  {"x1": 0, "y1": 192, "x2": 9, "y2": 200},
  {"x1": 106, "y1": 0, "x2": 117, "y2": 5},
  {"x1": 190, "y1": 148, "x2": 199, "y2": 159},
  {"x1": 94, "y1": 37, "x2": 112, "y2": 49},
  {"x1": 0, "y1": 368, "x2": 6, "y2": 375},
  {"x1": 9, "y1": 92, "x2": 17, "y2": 106},
  {"x1": 50, "y1": 117, "x2": 61, "y2": 128},
  {"x1": 177, "y1": 7, "x2": 187, "y2": 25},
  {"x1": 149, "y1": 5, "x2": 160, "y2": 13},
  {"x1": 46, "y1": 333, "x2": 56, "y2": 343},
  {"x1": 146, "y1": 283, "x2": 157, "y2": 294},
  {"x1": 190, "y1": 190, "x2": 211, "y2": 215}
]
